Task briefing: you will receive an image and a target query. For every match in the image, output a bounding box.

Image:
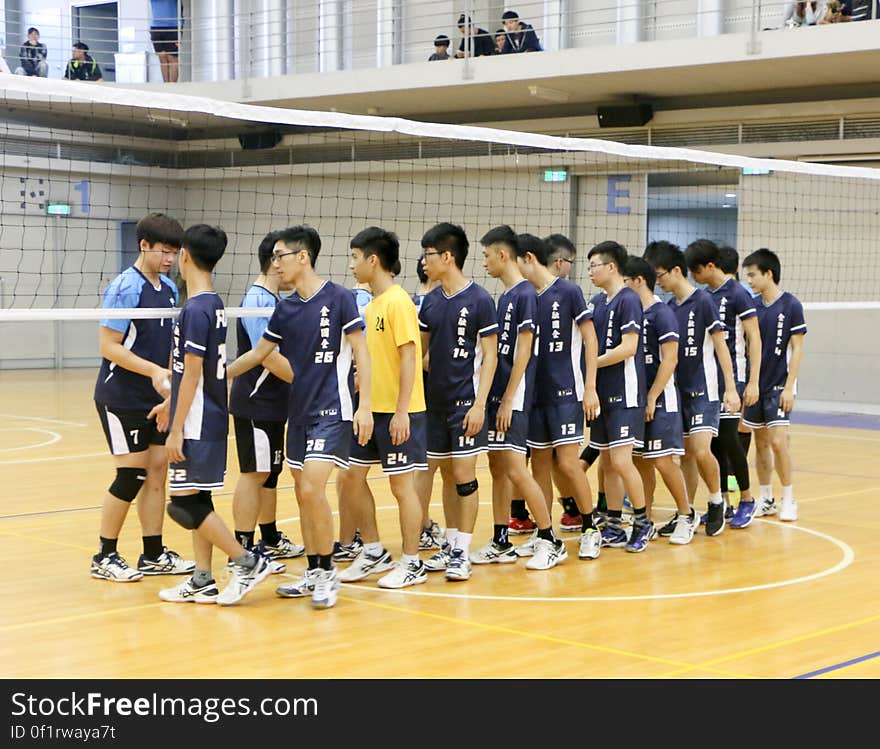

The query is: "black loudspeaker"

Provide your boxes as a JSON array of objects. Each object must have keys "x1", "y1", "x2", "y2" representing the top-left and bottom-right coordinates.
[
  {"x1": 596, "y1": 104, "x2": 653, "y2": 128},
  {"x1": 238, "y1": 130, "x2": 283, "y2": 149}
]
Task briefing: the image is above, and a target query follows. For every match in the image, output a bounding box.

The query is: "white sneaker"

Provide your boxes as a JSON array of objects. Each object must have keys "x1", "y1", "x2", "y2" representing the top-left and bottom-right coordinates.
[
  {"x1": 755, "y1": 497, "x2": 777, "y2": 517},
  {"x1": 779, "y1": 497, "x2": 798, "y2": 522},
  {"x1": 471, "y1": 541, "x2": 517, "y2": 564},
  {"x1": 525, "y1": 538, "x2": 568, "y2": 570},
  {"x1": 419, "y1": 527, "x2": 442, "y2": 550},
  {"x1": 217, "y1": 554, "x2": 271, "y2": 606},
  {"x1": 90, "y1": 552, "x2": 143, "y2": 582},
  {"x1": 338, "y1": 548, "x2": 394, "y2": 582},
  {"x1": 263, "y1": 532, "x2": 306, "y2": 560},
  {"x1": 137, "y1": 547, "x2": 196, "y2": 576},
  {"x1": 311, "y1": 568, "x2": 340, "y2": 609},
  {"x1": 445, "y1": 549, "x2": 472, "y2": 581},
  {"x1": 577, "y1": 528, "x2": 601, "y2": 559},
  {"x1": 276, "y1": 568, "x2": 317, "y2": 598},
  {"x1": 424, "y1": 543, "x2": 452, "y2": 572},
  {"x1": 377, "y1": 559, "x2": 428, "y2": 589},
  {"x1": 669, "y1": 510, "x2": 698, "y2": 545},
  {"x1": 514, "y1": 530, "x2": 538, "y2": 557},
  {"x1": 158, "y1": 576, "x2": 219, "y2": 604}
]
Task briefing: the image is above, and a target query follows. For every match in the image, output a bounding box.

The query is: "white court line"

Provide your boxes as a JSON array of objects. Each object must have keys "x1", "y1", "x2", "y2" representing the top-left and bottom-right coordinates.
[
  {"x1": 0, "y1": 451, "x2": 107, "y2": 466},
  {"x1": 0, "y1": 428, "x2": 62, "y2": 453},
  {"x1": 0, "y1": 413, "x2": 86, "y2": 428},
  {"x1": 794, "y1": 429, "x2": 880, "y2": 443},
  {"x1": 278, "y1": 504, "x2": 855, "y2": 604}
]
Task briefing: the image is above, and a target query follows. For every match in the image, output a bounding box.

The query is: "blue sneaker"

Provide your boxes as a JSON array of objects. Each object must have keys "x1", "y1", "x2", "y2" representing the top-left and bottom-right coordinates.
[
  {"x1": 622, "y1": 496, "x2": 633, "y2": 512},
  {"x1": 600, "y1": 524, "x2": 629, "y2": 548},
  {"x1": 626, "y1": 521, "x2": 654, "y2": 553},
  {"x1": 730, "y1": 499, "x2": 757, "y2": 529}
]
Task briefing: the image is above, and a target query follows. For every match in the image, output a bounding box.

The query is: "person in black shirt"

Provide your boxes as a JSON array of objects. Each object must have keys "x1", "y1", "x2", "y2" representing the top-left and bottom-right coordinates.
[
  {"x1": 455, "y1": 14, "x2": 495, "y2": 58},
  {"x1": 64, "y1": 42, "x2": 103, "y2": 82},
  {"x1": 501, "y1": 10, "x2": 543, "y2": 53},
  {"x1": 16, "y1": 27, "x2": 48, "y2": 77}
]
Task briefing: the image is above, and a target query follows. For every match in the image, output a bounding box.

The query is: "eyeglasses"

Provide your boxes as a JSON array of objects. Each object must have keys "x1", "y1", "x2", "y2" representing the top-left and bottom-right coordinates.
[
  {"x1": 588, "y1": 261, "x2": 611, "y2": 270},
  {"x1": 423, "y1": 250, "x2": 442, "y2": 257},
  {"x1": 558, "y1": 257, "x2": 574, "y2": 265},
  {"x1": 272, "y1": 250, "x2": 298, "y2": 262},
  {"x1": 655, "y1": 270, "x2": 670, "y2": 280}
]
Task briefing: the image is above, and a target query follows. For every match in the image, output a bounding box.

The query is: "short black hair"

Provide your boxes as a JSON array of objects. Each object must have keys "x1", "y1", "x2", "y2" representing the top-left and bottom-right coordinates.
[
  {"x1": 742, "y1": 248, "x2": 781, "y2": 284},
  {"x1": 421, "y1": 222, "x2": 469, "y2": 269},
  {"x1": 587, "y1": 240, "x2": 628, "y2": 272},
  {"x1": 183, "y1": 224, "x2": 227, "y2": 272},
  {"x1": 416, "y1": 256, "x2": 428, "y2": 284},
  {"x1": 73, "y1": 41, "x2": 89, "y2": 51},
  {"x1": 257, "y1": 230, "x2": 280, "y2": 274},
  {"x1": 647, "y1": 241, "x2": 687, "y2": 276},
  {"x1": 502, "y1": 10, "x2": 520, "y2": 20},
  {"x1": 480, "y1": 225, "x2": 518, "y2": 256},
  {"x1": 643, "y1": 240, "x2": 679, "y2": 266},
  {"x1": 276, "y1": 225, "x2": 321, "y2": 266},
  {"x1": 434, "y1": 34, "x2": 450, "y2": 46},
  {"x1": 684, "y1": 238, "x2": 721, "y2": 272},
  {"x1": 136, "y1": 212, "x2": 184, "y2": 249},
  {"x1": 513, "y1": 233, "x2": 550, "y2": 265},
  {"x1": 457, "y1": 14, "x2": 471, "y2": 26},
  {"x1": 545, "y1": 233, "x2": 576, "y2": 261},
  {"x1": 351, "y1": 226, "x2": 400, "y2": 273},
  {"x1": 623, "y1": 256, "x2": 656, "y2": 290},
  {"x1": 27, "y1": 27, "x2": 39, "y2": 35},
  {"x1": 718, "y1": 245, "x2": 739, "y2": 275}
]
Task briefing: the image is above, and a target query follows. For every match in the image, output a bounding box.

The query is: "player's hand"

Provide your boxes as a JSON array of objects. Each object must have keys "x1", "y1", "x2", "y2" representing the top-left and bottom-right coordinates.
[
  {"x1": 496, "y1": 398, "x2": 513, "y2": 433},
  {"x1": 390, "y1": 410, "x2": 410, "y2": 446},
  {"x1": 151, "y1": 366, "x2": 171, "y2": 398},
  {"x1": 780, "y1": 386, "x2": 795, "y2": 413},
  {"x1": 743, "y1": 381, "x2": 759, "y2": 408},
  {"x1": 724, "y1": 388, "x2": 741, "y2": 416},
  {"x1": 166, "y1": 430, "x2": 185, "y2": 464},
  {"x1": 463, "y1": 403, "x2": 485, "y2": 438},
  {"x1": 353, "y1": 407, "x2": 374, "y2": 447},
  {"x1": 583, "y1": 387, "x2": 600, "y2": 422},
  {"x1": 645, "y1": 394, "x2": 657, "y2": 423},
  {"x1": 148, "y1": 399, "x2": 170, "y2": 432}
]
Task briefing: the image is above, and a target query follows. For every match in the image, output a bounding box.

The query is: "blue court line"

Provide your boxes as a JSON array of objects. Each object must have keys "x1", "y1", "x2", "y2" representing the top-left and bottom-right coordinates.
[{"x1": 794, "y1": 650, "x2": 880, "y2": 679}]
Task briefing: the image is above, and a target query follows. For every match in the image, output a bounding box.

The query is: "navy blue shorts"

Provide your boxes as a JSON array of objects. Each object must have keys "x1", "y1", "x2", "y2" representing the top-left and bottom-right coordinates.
[
  {"x1": 169, "y1": 439, "x2": 226, "y2": 492},
  {"x1": 286, "y1": 418, "x2": 352, "y2": 470},
  {"x1": 426, "y1": 404, "x2": 488, "y2": 460},
  {"x1": 680, "y1": 391, "x2": 720, "y2": 437},
  {"x1": 96, "y1": 402, "x2": 167, "y2": 456},
  {"x1": 743, "y1": 387, "x2": 790, "y2": 429},
  {"x1": 233, "y1": 416, "x2": 285, "y2": 475},
  {"x1": 633, "y1": 404, "x2": 684, "y2": 458},
  {"x1": 720, "y1": 380, "x2": 747, "y2": 420},
  {"x1": 486, "y1": 403, "x2": 528, "y2": 455},
  {"x1": 350, "y1": 412, "x2": 428, "y2": 474},
  {"x1": 527, "y1": 401, "x2": 584, "y2": 449},
  {"x1": 588, "y1": 406, "x2": 645, "y2": 450}
]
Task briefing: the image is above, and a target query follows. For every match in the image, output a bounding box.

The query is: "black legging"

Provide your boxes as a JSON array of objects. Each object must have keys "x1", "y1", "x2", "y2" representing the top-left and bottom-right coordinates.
[{"x1": 711, "y1": 418, "x2": 750, "y2": 493}]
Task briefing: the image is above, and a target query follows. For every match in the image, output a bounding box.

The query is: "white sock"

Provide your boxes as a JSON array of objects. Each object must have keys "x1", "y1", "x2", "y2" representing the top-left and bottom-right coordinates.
[
  {"x1": 782, "y1": 485, "x2": 794, "y2": 501},
  {"x1": 708, "y1": 491, "x2": 723, "y2": 506},
  {"x1": 455, "y1": 532, "x2": 473, "y2": 558},
  {"x1": 400, "y1": 553, "x2": 419, "y2": 566},
  {"x1": 760, "y1": 484, "x2": 773, "y2": 501},
  {"x1": 364, "y1": 541, "x2": 383, "y2": 557},
  {"x1": 446, "y1": 528, "x2": 458, "y2": 548}
]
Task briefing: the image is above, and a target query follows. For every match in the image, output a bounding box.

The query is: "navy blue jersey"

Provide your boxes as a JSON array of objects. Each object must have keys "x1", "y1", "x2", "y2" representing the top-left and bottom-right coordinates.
[
  {"x1": 170, "y1": 292, "x2": 228, "y2": 442},
  {"x1": 264, "y1": 281, "x2": 364, "y2": 425},
  {"x1": 754, "y1": 291, "x2": 807, "y2": 391},
  {"x1": 490, "y1": 279, "x2": 537, "y2": 411},
  {"x1": 591, "y1": 287, "x2": 646, "y2": 408},
  {"x1": 419, "y1": 281, "x2": 499, "y2": 410},
  {"x1": 229, "y1": 284, "x2": 289, "y2": 422},
  {"x1": 642, "y1": 301, "x2": 680, "y2": 412},
  {"x1": 710, "y1": 278, "x2": 757, "y2": 384},
  {"x1": 669, "y1": 288, "x2": 723, "y2": 399},
  {"x1": 533, "y1": 277, "x2": 592, "y2": 407},
  {"x1": 94, "y1": 266, "x2": 178, "y2": 410}
]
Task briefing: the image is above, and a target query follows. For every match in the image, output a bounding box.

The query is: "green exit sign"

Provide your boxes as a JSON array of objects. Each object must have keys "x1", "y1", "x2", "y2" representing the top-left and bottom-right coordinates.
[
  {"x1": 543, "y1": 169, "x2": 568, "y2": 183},
  {"x1": 47, "y1": 203, "x2": 72, "y2": 216}
]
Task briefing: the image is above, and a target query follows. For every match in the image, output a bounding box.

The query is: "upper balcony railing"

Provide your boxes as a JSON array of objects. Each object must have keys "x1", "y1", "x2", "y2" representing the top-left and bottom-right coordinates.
[{"x1": 2, "y1": 1, "x2": 877, "y2": 86}]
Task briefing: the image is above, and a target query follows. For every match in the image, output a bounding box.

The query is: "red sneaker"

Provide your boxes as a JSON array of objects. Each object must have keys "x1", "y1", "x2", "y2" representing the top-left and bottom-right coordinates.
[
  {"x1": 507, "y1": 516, "x2": 537, "y2": 535},
  {"x1": 559, "y1": 512, "x2": 583, "y2": 532}
]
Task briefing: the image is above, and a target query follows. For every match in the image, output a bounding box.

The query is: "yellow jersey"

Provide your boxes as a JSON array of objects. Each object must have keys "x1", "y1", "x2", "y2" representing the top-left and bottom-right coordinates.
[{"x1": 365, "y1": 284, "x2": 426, "y2": 413}]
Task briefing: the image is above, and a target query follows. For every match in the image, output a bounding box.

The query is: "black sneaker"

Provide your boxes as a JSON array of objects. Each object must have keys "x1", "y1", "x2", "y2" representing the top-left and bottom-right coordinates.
[
  {"x1": 705, "y1": 503, "x2": 726, "y2": 537},
  {"x1": 657, "y1": 514, "x2": 679, "y2": 537}
]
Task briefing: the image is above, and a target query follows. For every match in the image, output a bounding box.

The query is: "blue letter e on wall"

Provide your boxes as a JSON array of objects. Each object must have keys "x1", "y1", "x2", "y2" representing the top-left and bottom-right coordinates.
[{"x1": 607, "y1": 175, "x2": 631, "y2": 215}]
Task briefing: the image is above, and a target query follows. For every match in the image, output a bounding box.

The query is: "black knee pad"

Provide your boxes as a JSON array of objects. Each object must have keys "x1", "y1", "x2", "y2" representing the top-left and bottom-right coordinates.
[
  {"x1": 167, "y1": 491, "x2": 214, "y2": 530},
  {"x1": 262, "y1": 472, "x2": 279, "y2": 489},
  {"x1": 456, "y1": 479, "x2": 478, "y2": 497},
  {"x1": 109, "y1": 467, "x2": 146, "y2": 502},
  {"x1": 580, "y1": 446, "x2": 600, "y2": 467}
]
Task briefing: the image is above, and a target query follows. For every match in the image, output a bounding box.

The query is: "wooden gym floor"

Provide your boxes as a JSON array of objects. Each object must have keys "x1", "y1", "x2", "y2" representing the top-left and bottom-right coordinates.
[{"x1": 1, "y1": 369, "x2": 878, "y2": 679}]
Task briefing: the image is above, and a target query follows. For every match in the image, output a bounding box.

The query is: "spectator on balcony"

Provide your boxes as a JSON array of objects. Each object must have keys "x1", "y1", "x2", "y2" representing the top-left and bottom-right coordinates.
[
  {"x1": 16, "y1": 28, "x2": 48, "y2": 77},
  {"x1": 428, "y1": 34, "x2": 451, "y2": 61},
  {"x1": 150, "y1": 0, "x2": 181, "y2": 83},
  {"x1": 783, "y1": 1, "x2": 826, "y2": 25},
  {"x1": 455, "y1": 14, "x2": 495, "y2": 58},
  {"x1": 500, "y1": 10, "x2": 543, "y2": 53},
  {"x1": 494, "y1": 29, "x2": 507, "y2": 54},
  {"x1": 820, "y1": 0, "x2": 845, "y2": 21},
  {"x1": 840, "y1": 0, "x2": 871, "y2": 19},
  {"x1": 63, "y1": 42, "x2": 103, "y2": 82}
]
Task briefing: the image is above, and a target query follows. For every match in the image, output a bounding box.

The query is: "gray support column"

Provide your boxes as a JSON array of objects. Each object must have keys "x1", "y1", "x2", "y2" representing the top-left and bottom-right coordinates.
[
  {"x1": 616, "y1": 0, "x2": 642, "y2": 45},
  {"x1": 697, "y1": 0, "x2": 724, "y2": 37},
  {"x1": 319, "y1": 0, "x2": 342, "y2": 72},
  {"x1": 543, "y1": 0, "x2": 567, "y2": 51},
  {"x1": 191, "y1": 0, "x2": 235, "y2": 81},
  {"x1": 377, "y1": 0, "x2": 403, "y2": 67},
  {"x1": 254, "y1": 0, "x2": 286, "y2": 77}
]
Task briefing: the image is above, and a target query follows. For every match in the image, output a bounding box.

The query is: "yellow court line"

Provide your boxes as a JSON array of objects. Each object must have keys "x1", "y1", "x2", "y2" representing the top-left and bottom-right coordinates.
[
  {"x1": 0, "y1": 528, "x2": 94, "y2": 552},
  {"x1": 339, "y1": 593, "x2": 753, "y2": 679},
  {"x1": 0, "y1": 601, "x2": 166, "y2": 635},
  {"x1": 660, "y1": 611, "x2": 880, "y2": 677}
]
